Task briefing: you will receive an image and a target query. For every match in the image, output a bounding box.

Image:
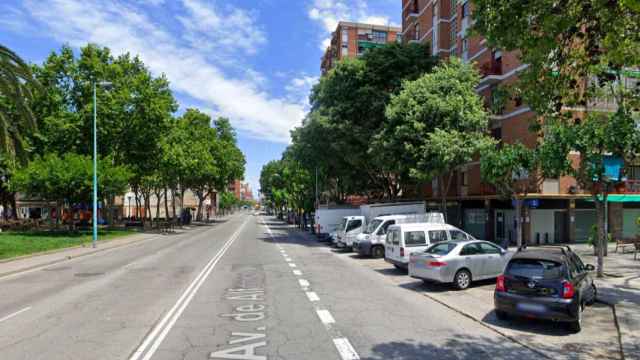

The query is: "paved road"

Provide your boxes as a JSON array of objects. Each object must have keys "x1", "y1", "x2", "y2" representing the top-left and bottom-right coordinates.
[{"x1": 0, "y1": 214, "x2": 542, "y2": 359}]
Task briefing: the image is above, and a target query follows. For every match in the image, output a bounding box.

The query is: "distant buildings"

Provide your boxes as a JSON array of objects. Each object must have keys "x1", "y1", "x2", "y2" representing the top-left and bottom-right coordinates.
[
  {"x1": 229, "y1": 180, "x2": 254, "y2": 202},
  {"x1": 321, "y1": 21, "x2": 402, "y2": 74}
]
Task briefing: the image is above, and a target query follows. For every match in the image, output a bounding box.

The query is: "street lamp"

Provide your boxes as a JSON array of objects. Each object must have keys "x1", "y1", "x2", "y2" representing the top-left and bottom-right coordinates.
[{"x1": 92, "y1": 80, "x2": 113, "y2": 248}]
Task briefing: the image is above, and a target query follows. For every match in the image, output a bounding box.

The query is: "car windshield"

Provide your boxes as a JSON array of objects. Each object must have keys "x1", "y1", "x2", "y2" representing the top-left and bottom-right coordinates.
[
  {"x1": 364, "y1": 219, "x2": 383, "y2": 234},
  {"x1": 506, "y1": 259, "x2": 565, "y2": 280},
  {"x1": 339, "y1": 218, "x2": 347, "y2": 232},
  {"x1": 424, "y1": 242, "x2": 457, "y2": 255}
]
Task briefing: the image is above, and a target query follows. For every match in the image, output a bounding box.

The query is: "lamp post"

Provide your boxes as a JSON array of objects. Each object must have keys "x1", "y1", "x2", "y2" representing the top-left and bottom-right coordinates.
[{"x1": 92, "y1": 81, "x2": 112, "y2": 248}]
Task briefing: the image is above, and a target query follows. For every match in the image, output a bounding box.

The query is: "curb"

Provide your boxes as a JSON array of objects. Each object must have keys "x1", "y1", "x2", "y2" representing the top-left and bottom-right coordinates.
[{"x1": 594, "y1": 297, "x2": 626, "y2": 360}]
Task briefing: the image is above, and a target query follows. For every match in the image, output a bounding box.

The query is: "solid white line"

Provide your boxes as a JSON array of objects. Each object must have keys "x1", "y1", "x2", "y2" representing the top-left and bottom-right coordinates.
[
  {"x1": 0, "y1": 306, "x2": 31, "y2": 323},
  {"x1": 293, "y1": 270, "x2": 302, "y2": 276},
  {"x1": 316, "y1": 310, "x2": 335, "y2": 324},
  {"x1": 288, "y1": 263, "x2": 296, "y2": 268},
  {"x1": 333, "y1": 338, "x2": 360, "y2": 360},
  {"x1": 129, "y1": 218, "x2": 248, "y2": 360},
  {"x1": 298, "y1": 279, "x2": 310, "y2": 288},
  {"x1": 306, "y1": 292, "x2": 320, "y2": 302}
]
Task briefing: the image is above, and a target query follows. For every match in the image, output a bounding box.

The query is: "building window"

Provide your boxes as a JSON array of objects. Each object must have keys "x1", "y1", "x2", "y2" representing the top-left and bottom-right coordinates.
[
  {"x1": 396, "y1": 33, "x2": 403, "y2": 43},
  {"x1": 412, "y1": 0, "x2": 419, "y2": 13},
  {"x1": 432, "y1": 1, "x2": 438, "y2": 55},
  {"x1": 450, "y1": 18, "x2": 457, "y2": 48},
  {"x1": 372, "y1": 30, "x2": 387, "y2": 43},
  {"x1": 341, "y1": 45, "x2": 349, "y2": 57},
  {"x1": 462, "y1": 1, "x2": 470, "y2": 18},
  {"x1": 341, "y1": 29, "x2": 349, "y2": 45},
  {"x1": 451, "y1": 0, "x2": 457, "y2": 13},
  {"x1": 415, "y1": 23, "x2": 420, "y2": 40},
  {"x1": 462, "y1": 170, "x2": 468, "y2": 186},
  {"x1": 628, "y1": 165, "x2": 640, "y2": 180},
  {"x1": 462, "y1": 38, "x2": 469, "y2": 60}
]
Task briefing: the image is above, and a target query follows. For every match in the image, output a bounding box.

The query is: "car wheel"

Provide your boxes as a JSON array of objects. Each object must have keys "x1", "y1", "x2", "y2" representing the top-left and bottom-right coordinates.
[
  {"x1": 372, "y1": 246, "x2": 385, "y2": 258},
  {"x1": 568, "y1": 304, "x2": 583, "y2": 333},
  {"x1": 495, "y1": 310, "x2": 509, "y2": 321},
  {"x1": 453, "y1": 269, "x2": 471, "y2": 290},
  {"x1": 393, "y1": 264, "x2": 405, "y2": 271},
  {"x1": 586, "y1": 284, "x2": 597, "y2": 306}
]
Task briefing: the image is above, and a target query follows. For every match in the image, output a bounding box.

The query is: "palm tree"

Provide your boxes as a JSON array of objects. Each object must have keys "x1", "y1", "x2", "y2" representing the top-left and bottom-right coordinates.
[{"x1": 0, "y1": 44, "x2": 40, "y2": 161}]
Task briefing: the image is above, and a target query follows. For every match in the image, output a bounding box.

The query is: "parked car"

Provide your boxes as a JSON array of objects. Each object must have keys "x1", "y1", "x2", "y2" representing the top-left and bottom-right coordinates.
[
  {"x1": 384, "y1": 223, "x2": 475, "y2": 270},
  {"x1": 354, "y1": 213, "x2": 442, "y2": 258},
  {"x1": 336, "y1": 215, "x2": 365, "y2": 249},
  {"x1": 409, "y1": 240, "x2": 510, "y2": 290},
  {"x1": 494, "y1": 246, "x2": 597, "y2": 332}
]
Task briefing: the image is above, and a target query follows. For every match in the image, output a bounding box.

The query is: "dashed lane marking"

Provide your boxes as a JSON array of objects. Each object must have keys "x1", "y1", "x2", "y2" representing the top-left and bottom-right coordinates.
[
  {"x1": 333, "y1": 338, "x2": 360, "y2": 360},
  {"x1": 298, "y1": 279, "x2": 310, "y2": 288},
  {"x1": 288, "y1": 263, "x2": 296, "y2": 268},
  {"x1": 316, "y1": 310, "x2": 335, "y2": 325},
  {"x1": 292, "y1": 270, "x2": 302, "y2": 276},
  {"x1": 305, "y1": 292, "x2": 320, "y2": 302}
]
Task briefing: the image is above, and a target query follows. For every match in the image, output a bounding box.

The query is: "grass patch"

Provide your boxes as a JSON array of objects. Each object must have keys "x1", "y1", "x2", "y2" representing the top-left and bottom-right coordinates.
[{"x1": 0, "y1": 230, "x2": 134, "y2": 260}]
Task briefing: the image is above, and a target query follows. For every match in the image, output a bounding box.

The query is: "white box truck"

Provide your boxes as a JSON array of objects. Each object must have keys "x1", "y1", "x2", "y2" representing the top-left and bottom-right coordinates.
[
  {"x1": 314, "y1": 206, "x2": 360, "y2": 240},
  {"x1": 337, "y1": 201, "x2": 427, "y2": 249}
]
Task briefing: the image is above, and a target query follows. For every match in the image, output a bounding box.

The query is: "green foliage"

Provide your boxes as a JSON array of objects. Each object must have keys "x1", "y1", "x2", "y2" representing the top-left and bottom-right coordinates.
[
  {"x1": 0, "y1": 44, "x2": 41, "y2": 162},
  {"x1": 218, "y1": 191, "x2": 237, "y2": 210},
  {"x1": 383, "y1": 58, "x2": 492, "y2": 210},
  {"x1": 481, "y1": 143, "x2": 538, "y2": 198},
  {"x1": 11, "y1": 153, "x2": 130, "y2": 206},
  {"x1": 306, "y1": 43, "x2": 438, "y2": 199},
  {"x1": 473, "y1": 0, "x2": 640, "y2": 275}
]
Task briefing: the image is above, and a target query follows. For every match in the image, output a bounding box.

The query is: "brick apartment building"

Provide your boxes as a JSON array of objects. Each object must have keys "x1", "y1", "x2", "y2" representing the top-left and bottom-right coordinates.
[
  {"x1": 400, "y1": 0, "x2": 640, "y2": 245},
  {"x1": 321, "y1": 21, "x2": 402, "y2": 74}
]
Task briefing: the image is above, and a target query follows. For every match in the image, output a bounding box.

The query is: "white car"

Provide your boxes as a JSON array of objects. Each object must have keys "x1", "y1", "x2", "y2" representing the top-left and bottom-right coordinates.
[{"x1": 384, "y1": 223, "x2": 475, "y2": 270}]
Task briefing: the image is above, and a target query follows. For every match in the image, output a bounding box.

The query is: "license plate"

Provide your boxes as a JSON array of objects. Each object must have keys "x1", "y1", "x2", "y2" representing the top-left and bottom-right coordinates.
[{"x1": 516, "y1": 302, "x2": 545, "y2": 313}]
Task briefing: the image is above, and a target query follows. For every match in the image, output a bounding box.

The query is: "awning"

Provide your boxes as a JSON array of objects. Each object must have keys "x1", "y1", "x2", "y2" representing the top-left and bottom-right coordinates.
[{"x1": 590, "y1": 194, "x2": 640, "y2": 202}]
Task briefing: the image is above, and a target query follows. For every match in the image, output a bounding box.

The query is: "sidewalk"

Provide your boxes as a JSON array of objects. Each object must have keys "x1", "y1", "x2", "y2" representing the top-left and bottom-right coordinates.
[{"x1": 572, "y1": 243, "x2": 640, "y2": 359}]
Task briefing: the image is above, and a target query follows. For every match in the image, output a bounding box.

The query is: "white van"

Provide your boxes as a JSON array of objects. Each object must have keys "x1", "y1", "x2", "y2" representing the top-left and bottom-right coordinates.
[
  {"x1": 384, "y1": 223, "x2": 475, "y2": 269},
  {"x1": 353, "y1": 213, "x2": 444, "y2": 258},
  {"x1": 336, "y1": 215, "x2": 365, "y2": 248}
]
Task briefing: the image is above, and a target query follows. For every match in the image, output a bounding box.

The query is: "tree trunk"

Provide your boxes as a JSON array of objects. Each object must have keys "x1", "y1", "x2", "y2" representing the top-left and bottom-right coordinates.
[
  {"x1": 164, "y1": 187, "x2": 170, "y2": 221},
  {"x1": 515, "y1": 198, "x2": 523, "y2": 249},
  {"x1": 171, "y1": 187, "x2": 177, "y2": 221},
  {"x1": 196, "y1": 193, "x2": 205, "y2": 221},
  {"x1": 439, "y1": 172, "x2": 455, "y2": 223},
  {"x1": 10, "y1": 193, "x2": 17, "y2": 220},
  {"x1": 595, "y1": 195, "x2": 606, "y2": 278}
]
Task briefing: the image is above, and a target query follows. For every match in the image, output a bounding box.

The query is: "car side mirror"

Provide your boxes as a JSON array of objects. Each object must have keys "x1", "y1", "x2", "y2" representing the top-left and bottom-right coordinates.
[
  {"x1": 500, "y1": 249, "x2": 507, "y2": 255},
  {"x1": 585, "y1": 264, "x2": 595, "y2": 271}
]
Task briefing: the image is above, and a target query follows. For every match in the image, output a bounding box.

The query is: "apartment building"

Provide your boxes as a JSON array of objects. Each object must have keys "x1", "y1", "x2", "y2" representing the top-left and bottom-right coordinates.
[
  {"x1": 321, "y1": 21, "x2": 402, "y2": 74},
  {"x1": 401, "y1": 0, "x2": 640, "y2": 245}
]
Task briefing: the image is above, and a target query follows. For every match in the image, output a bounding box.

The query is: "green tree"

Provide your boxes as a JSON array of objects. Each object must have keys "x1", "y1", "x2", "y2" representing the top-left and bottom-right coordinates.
[
  {"x1": 384, "y1": 58, "x2": 492, "y2": 218},
  {"x1": 473, "y1": 0, "x2": 640, "y2": 277},
  {"x1": 309, "y1": 43, "x2": 438, "y2": 199},
  {"x1": 0, "y1": 44, "x2": 40, "y2": 161},
  {"x1": 481, "y1": 143, "x2": 544, "y2": 248},
  {"x1": 11, "y1": 153, "x2": 129, "y2": 226}
]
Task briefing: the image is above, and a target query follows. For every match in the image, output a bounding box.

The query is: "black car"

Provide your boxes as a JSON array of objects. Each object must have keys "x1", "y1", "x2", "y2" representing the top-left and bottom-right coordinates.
[{"x1": 494, "y1": 246, "x2": 597, "y2": 332}]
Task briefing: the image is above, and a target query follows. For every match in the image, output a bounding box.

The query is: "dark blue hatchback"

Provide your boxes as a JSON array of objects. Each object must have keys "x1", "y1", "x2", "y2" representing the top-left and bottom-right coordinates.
[{"x1": 494, "y1": 246, "x2": 597, "y2": 332}]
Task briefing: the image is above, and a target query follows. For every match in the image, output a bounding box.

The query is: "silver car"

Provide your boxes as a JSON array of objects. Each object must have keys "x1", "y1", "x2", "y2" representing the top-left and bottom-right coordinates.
[{"x1": 409, "y1": 240, "x2": 511, "y2": 290}]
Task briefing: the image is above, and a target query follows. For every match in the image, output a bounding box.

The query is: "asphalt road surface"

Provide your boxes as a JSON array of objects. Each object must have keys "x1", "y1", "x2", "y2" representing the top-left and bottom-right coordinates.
[{"x1": 0, "y1": 213, "x2": 542, "y2": 360}]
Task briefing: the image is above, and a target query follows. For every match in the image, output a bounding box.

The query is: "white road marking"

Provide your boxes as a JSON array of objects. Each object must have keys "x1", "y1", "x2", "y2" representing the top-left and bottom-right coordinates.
[
  {"x1": 129, "y1": 218, "x2": 249, "y2": 360},
  {"x1": 263, "y1": 218, "x2": 360, "y2": 360},
  {"x1": 333, "y1": 338, "x2": 360, "y2": 360},
  {"x1": 284, "y1": 257, "x2": 292, "y2": 262},
  {"x1": 305, "y1": 292, "x2": 320, "y2": 302},
  {"x1": 316, "y1": 310, "x2": 335, "y2": 324},
  {"x1": 0, "y1": 306, "x2": 31, "y2": 323}
]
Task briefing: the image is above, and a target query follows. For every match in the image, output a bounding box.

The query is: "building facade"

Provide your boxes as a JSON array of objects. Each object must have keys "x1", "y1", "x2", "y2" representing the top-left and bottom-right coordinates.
[
  {"x1": 321, "y1": 21, "x2": 402, "y2": 74},
  {"x1": 401, "y1": 0, "x2": 640, "y2": 245}
]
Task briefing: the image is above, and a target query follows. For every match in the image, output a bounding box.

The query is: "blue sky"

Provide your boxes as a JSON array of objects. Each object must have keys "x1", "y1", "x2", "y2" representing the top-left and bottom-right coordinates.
[{"x1": 0, "y1": 0, "x2": 400, "y2": 197}]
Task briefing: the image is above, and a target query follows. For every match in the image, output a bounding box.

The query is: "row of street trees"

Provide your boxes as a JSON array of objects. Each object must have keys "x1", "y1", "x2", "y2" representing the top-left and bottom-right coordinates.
[
  {"x1": 262, "y1": 1, "x2": 639, "y2": 277},
  {"x1": 0, "y1": 43, "x2": 245, "y2": 226}
]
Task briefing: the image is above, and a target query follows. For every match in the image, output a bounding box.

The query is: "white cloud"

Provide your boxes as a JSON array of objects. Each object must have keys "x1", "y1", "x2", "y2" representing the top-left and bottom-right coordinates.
[
  {"x1": 19, "y1": 0, "x2": 304, "y2": 144},
  {"x1": 179, "y1": 0, "x2": 266, "y2": 56},
  {"x1": 308, "y1": 0, "x2": 396, "y2": 50},
  {"x1": 285, "y1": 75, "x2": 319, "y2": 110}
]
